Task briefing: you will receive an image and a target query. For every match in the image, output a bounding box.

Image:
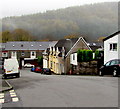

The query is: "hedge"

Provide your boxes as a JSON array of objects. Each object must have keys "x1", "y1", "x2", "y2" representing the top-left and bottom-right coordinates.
[{"x1": 77, "y1": 49, "x2": 93, "y2": 62}]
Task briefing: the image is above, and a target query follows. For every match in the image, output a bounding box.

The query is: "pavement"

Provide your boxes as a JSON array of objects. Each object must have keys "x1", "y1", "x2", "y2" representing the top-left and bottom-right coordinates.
[{"x1": 0, "y1": 79, "x2": 13, "y2": 93}]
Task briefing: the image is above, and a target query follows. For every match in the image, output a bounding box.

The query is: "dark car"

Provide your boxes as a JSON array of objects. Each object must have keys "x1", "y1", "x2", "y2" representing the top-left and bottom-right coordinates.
[
  {"x1": 42, "y1": 68, "x2": 52, "y2": 75},
  {"x1": 0, "y1": 60, "x2": 4, "y2": 74},
  {"x1": 99, "y1": 59, "x2": 120, "y2": 77}
]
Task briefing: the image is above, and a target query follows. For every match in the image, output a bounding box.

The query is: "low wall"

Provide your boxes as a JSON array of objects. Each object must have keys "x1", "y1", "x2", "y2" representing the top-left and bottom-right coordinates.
[{"x1": 76, "y1": 61, "x2": 98, "y2": 75}]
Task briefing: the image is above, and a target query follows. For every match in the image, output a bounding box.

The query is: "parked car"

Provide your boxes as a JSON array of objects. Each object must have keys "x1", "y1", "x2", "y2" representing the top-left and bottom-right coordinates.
[
  {"x1": 99, "y1": 59, "x2": 120, "y2": 77},
  {"x1": 35, "y1": 67, "x2": 42, "y2": 73},
  {"x1": 3, "y1": 58, "x2": 20, "y2": 78},
  {"x1": 24, "y1": 63, "x2": 34, "y2": 68},
  {"x1": 31, "y1": 66, "x2": 36, "y2": 72},
  {"x1": 42, "y1": 68, "x2": 52, "y2": 75},
  {"x1": 0, "y1": 60, "x2": 4, "y2": 74}
]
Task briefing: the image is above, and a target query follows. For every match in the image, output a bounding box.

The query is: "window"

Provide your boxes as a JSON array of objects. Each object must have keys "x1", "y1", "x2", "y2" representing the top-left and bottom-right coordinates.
[
  {"x1": 109, "y1": 43, "x2": 117, "y2": 51},
  {"x1": 105, "y1": 61, "x2": 111, "y2": 66},
  {"x1": 21, "y1": 44, "x2": 23, "y2": 47},
  {"x1": 2, "y1": 52, "x2": 7, "y2": 57},
  {"x1": 32, "y1": 51, "x2": 35, "y2": 56},
  {"x1": 21, "y1": 51, "x2": 25, "y2": 56},
  {"x1": 73, "y1": 54, "x2": 75, "y2": 60},
  {"x1": 110, "y1": 60, "x2": 117, "y2": 65}
]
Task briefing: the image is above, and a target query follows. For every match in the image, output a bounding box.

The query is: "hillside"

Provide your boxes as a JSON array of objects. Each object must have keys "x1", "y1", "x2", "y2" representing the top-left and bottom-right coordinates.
[{"x1": 2, "y1": 2, "x2": 118, "y2": 41}]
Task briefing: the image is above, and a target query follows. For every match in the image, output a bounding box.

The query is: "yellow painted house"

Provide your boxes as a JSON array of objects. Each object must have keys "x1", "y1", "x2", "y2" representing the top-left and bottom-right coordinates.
[{"x1": 43, "y1": 37, "x2": 91, "y2": 74}]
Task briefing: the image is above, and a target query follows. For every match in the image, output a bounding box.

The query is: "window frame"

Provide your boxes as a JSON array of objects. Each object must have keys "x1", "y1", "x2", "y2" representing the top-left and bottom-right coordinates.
[{"x1": 109, "y1": 43, "x2": 117, "y2": 51}]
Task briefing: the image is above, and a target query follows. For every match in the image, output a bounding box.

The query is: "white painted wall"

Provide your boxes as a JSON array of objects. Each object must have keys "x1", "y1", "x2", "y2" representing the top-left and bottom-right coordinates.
[
  {"x1": 70, "y1": 53, "x2": 78, "y2": 65},
  {"x1": 2, "y1": 52, "x2": 8, "y2": 57},
  {"x1": 43, "y1": 59, "x2": 48, "y2": 68},
  {"x1": 104, "y1": 35, "x2": 118, "y2": 64},
  {"x1": 30, "y1": 51, "x2": 36, "y2": 59},
  {"x1": 118, "y1": 34, "x2": 120, "y2": 59},
  {"x1": 11, "y1": 51, "x2": 17, "y2": 58}
]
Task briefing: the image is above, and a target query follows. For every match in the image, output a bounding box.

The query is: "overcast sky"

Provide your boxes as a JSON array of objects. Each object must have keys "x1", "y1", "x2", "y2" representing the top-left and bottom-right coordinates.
[{"x1": 0, "y1": 0, "x2": 119, "y2": 18}]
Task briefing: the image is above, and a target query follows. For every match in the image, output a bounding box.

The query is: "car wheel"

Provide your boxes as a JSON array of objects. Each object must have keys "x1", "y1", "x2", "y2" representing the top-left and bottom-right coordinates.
[
  {"x1": 113, "y1": 69, "x2": 117, "y2": 77},
  {"x1": 99, "y1": 71, "x2": 103, "y2": 76},
  {"x1": 3, "y1": 75, "x2": 7, "y2": 79}
]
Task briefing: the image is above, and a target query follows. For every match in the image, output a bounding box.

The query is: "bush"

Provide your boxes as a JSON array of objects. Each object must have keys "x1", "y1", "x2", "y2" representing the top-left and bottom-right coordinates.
[
  {"x1": 95, "y1": 50, "x2": 103, "y2": 60},
  {"x1": 37, "y1": 56, "x2": 43, "y2": 66},
  {"x1": 77, "y1": 49, "x2": 83, "y2": 62},
  {"x1": 77, "y1": 49, "x2": 93, "y2": 62}
]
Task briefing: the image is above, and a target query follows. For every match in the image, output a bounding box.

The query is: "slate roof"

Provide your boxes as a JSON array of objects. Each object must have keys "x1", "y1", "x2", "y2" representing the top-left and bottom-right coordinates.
[
  {"x1": 55, "y1": 38, "x2": 78, "y2": 55},
  {"x1": 0, "y1": 43, "x2": 6, "y2": 50},
  {"x1": 5, "y1": 41, "x2": 57, "y2": 51},
  {"x1": 103, "y1": 31, "x2": 120, "y2": 41},
  {"x1": 87, "y1": 42, "x2": 103, "y2": 51}
]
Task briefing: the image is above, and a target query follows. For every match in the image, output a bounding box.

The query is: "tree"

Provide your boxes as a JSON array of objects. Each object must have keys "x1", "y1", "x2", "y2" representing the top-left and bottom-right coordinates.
[
  {"x1": 64, "y1": 34, "x2": 78, "y2": 39},
  {"x1": 12, "y1": 29, "x2": 33, "y2": 41},
  {"x1": 2, "y1": 31, "x2": 13, "y2": 43},
  {"x1": 97, "y1": 36, "x2": 106, "y2": 42}
]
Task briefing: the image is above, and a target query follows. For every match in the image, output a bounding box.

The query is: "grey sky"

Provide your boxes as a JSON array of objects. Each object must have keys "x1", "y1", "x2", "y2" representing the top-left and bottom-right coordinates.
[{"x1": 0, "y1": 0, "x2": 119, "y2": 18}]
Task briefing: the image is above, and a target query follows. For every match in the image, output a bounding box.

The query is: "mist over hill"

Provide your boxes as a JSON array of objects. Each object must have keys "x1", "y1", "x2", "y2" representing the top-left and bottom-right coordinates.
[{"x1": 2, "y1": 2, "x2": 118, "y2": 41}]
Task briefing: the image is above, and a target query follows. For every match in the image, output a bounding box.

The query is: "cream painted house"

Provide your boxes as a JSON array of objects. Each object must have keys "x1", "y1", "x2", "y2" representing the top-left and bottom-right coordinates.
[{"x1": 43, "y1": 37, "x2": 91, "y2": 74}]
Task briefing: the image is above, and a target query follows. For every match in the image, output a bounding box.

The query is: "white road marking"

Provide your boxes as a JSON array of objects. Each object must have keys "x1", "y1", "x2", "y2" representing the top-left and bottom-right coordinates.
[
  {"x1": 0, "y1": 93, "x2": 4, "y2": 99},
  {"x1": 0, "y1": 99, "x2": 4, "y2": 103},
  {"x1": 0, "y1": 90, "x2": 19, "y2": 104},
  {"x1": 10, "y1": 94, "x2": 17, "y2": 97},
  {"x1": 10, "y1": 92, "x2": 16, "y2": 95},
  {"x1": 12, "y1": 97, "x2": 19, "y2": 102},
  {"x1": 9, "y1": 90, "x2": 14, "y2": 92},
  {"x1": 9, "y1": 90, "x2": 19, "y2": 102}
]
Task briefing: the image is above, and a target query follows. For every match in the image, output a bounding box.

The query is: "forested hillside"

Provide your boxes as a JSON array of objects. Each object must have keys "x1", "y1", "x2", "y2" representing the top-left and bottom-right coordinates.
[{"x1": 1, "y1": 2, "x2": 118, "y2": 41}]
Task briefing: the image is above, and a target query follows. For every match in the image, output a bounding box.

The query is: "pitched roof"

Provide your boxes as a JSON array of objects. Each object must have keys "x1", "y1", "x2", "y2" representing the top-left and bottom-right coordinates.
[
  {"x1": 103, "y1": 31, "x2": 120, "y2": 41},
  {"x1": 65, "y1": 37, "x2": 91, "y2": 57},
  {"x1": 55, "y1": 38, "x2": 78, "y2": 55},
  {"x1": 5, "y1": 41, "x2": 57, "y2": 50},
  {"x1": 0, "y1": 43, "x2": 6, "y2": 50},
  {"x1": 87, "y1": 42, "x2": 103, "y2": 51}
]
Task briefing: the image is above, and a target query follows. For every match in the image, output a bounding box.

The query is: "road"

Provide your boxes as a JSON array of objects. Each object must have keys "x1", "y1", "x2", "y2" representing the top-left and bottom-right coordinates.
[{"x1": 2, "y1": 69, "x2": 118, "y2": 107}]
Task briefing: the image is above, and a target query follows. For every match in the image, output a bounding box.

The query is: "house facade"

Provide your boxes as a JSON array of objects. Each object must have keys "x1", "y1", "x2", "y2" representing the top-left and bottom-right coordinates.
[
  {"x1": 43, "y1": 37, "x2": 91, "y2": 74},
  {"x1": 103, "y1": 31, "x2": 120, "y2": 64},
  {"x1": 43, "y1": 41, "x2": 58, "y2": 68},
  {"x1": 70, "y1": 42, "x2": 103, "y2": 74},
  {"x1": 5, "y1": 41, "x2": 56, "y2": 67},
  {"x1": 0, "y1": 43, "x2": 8, "y2": 59}
]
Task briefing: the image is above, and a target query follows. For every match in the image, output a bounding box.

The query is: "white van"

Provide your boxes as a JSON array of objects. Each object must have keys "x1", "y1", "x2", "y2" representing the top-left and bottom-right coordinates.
[{"x1": 3, "y1": 58, "x2": 20, "y2": 78}]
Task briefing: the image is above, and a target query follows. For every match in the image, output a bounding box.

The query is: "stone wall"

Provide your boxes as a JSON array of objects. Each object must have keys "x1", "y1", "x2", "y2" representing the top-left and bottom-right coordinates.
[{"x1": 76, "y1": 61, "x2": 98, "y2": 75}]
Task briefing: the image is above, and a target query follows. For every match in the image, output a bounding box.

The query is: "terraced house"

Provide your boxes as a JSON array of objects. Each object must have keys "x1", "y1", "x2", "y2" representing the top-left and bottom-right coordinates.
[{"x1": 5, "y1": 41, "x2": 57, "y2": 68}]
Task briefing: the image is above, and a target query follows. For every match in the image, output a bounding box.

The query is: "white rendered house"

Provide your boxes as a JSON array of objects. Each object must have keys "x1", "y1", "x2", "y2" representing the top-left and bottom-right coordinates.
[{"x1": 103, "y1": 31, "x2": 120, "y2": 64}]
